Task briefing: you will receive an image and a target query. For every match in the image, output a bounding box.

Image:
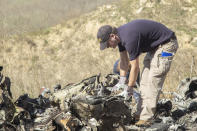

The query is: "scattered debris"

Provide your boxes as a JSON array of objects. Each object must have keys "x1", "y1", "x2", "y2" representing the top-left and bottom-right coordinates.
[{"x1": 0, "y1": 66, "x2": 197, "y2": 130}]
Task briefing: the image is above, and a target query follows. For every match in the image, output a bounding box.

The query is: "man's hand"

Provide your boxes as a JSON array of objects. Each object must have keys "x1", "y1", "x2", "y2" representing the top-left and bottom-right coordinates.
[
  {"x1": 118, "y1": 86, "x2": 133, "y2": 100},
  {"x1": 110, "y1": 76, "x2": 127, "y2": 92},
  {"x1": 118, "y1": 86, "x2": 141, "y2": 102}
]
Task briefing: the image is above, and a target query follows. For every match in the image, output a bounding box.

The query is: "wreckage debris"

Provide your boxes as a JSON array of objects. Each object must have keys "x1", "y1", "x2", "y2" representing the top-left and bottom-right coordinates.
[{"x1": 1, "y1": 66, "x2": 197, "y2": 130}]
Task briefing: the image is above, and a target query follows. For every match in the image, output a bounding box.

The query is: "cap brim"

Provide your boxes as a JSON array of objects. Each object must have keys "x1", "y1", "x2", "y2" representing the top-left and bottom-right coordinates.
[{"x1": 100, "y1": 41, "x2": 108, "y2": 50}]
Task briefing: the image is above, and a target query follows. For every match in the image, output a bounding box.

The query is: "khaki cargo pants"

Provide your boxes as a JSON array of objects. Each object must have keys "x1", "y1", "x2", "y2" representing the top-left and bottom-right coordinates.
[{"x1": 138, "y1": 37, "x2": 178, "y2": 121}]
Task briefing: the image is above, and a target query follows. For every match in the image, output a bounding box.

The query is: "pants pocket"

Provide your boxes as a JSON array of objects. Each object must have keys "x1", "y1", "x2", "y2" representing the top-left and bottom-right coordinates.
[{"x1": 159, "y1": 56, "x2": 172, "y2": 75}]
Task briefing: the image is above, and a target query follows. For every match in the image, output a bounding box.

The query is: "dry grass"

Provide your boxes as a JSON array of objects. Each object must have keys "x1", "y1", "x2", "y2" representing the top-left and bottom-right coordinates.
[
  {"x1": 0, "y1": 0, "x2": 197, "y2": 100},
  {"x1": 162, "y1": 48, "x2": 197, "y2": 98},
  {"x1": 0, "y1": 0, "x2": 118, "y2": 38}
]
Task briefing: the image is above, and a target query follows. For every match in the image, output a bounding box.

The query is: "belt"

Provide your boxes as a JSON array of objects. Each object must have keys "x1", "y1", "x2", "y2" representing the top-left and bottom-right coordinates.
[
  {"x1": 170, "y1": 34, "x2": 177, "y2": 40},
  {"x1": 160, "y1": 34, "x2": 177, "y2": 47}
]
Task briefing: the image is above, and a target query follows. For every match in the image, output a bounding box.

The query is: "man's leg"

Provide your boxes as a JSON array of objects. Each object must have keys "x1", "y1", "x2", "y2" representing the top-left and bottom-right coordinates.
[
  {"x1": 139, "y1": 38, "x2": 178, "y2": 122},
  {"x1": 136, "y1": 53, "x2": 151, "y2": 117}
]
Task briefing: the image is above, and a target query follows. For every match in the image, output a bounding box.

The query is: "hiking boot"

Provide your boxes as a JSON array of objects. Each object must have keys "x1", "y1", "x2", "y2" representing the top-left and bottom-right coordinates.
[
  {"x1": 133, "y1": 114, "x2": 140, "y2": 122},
  {"x1": 135, "y1": 120, "x2": 151, "y2": 127}
]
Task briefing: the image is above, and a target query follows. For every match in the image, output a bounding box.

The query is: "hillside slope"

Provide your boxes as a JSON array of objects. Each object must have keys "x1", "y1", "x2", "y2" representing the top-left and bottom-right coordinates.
[
  {"x1": 0, "y1": 0, "x2": 118, "y2": 38},
  {"x1": 0, "y1": 0, "x2": 197, "y2": 99}
]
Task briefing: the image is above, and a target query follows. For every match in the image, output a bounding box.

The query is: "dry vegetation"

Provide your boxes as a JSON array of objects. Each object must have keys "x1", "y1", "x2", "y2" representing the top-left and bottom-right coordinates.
[
  {"x1": 0, "y1": 0, "x2": 117, "y2": 38},
  {"x1": 0, "y1": 0, "x2": 197, "y2": 99}
]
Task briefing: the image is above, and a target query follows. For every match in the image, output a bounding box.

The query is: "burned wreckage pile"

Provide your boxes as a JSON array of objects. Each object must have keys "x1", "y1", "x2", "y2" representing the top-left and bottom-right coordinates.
[{"x1": 0, "y1": 66, "x2": 197, "y2": 131}]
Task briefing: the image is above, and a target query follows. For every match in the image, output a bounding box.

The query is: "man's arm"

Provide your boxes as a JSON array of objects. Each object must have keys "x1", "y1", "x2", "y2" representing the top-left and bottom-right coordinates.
[
  {"x1": 128, "y1": 57, "x2": 140, "y2": 87},
  {"x1": 119, "y1": 50, "x2": 129, "y2": 77}
]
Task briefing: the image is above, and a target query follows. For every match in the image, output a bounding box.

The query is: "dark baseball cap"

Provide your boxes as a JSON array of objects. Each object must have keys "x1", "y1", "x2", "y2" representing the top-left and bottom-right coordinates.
[{"x1": 97, "y1": 25, "x2": 113, "y2": 50}]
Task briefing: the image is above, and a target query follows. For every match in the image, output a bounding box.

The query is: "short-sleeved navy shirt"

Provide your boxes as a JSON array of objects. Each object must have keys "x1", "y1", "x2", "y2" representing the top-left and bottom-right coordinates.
[{"x1": 117, "y1": 19, "x2": 174, "y2": 61}]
